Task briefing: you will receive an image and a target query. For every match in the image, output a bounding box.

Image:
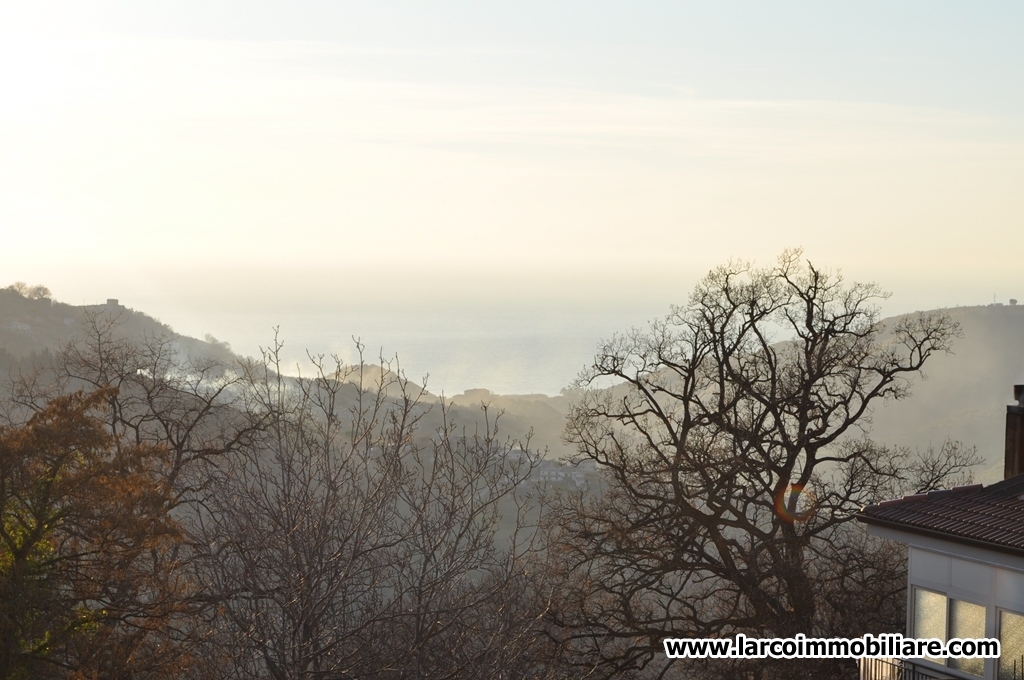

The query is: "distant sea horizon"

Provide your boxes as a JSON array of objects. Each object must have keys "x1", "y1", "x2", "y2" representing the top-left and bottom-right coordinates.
[
  {"x1": 110, "y1": 285, "x2": 1000, "y2": 398},
  {"x1": 165, "y1": 305, "x2": 666, "y2": 398}
]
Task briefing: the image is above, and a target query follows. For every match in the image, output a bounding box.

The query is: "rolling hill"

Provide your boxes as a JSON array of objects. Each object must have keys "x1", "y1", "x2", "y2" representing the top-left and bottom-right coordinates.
[{"x1": 2, "y1": 286, "x2": 1021, "y2": 478}]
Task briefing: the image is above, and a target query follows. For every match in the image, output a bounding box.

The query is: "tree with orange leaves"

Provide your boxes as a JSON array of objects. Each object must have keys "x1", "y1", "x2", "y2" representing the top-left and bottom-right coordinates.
[{"x1": 0, "y1": 390, "x2": 190, "y2": 679}]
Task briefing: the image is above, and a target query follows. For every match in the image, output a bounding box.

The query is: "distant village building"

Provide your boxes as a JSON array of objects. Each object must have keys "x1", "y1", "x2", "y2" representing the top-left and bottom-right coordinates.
[{"x1": 534, "y1": 459, "x2": 588, "y2": 488}]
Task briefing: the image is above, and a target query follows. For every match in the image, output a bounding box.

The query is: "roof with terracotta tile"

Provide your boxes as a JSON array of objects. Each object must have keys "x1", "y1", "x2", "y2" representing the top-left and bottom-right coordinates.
[{"x1": 856, "y1": 474, "x2": 1024, "y2": 556}]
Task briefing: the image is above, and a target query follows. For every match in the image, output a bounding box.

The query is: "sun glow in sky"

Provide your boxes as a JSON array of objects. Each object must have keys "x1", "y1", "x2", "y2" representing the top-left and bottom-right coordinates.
[{"x1": 2, "y1": 1, "x2": 1023, "y2": 390}]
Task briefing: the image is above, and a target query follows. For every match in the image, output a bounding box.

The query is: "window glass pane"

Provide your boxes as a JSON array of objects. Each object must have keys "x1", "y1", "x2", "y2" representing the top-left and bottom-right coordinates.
[
  {"x1": 999, "y1": 610, "x2": 1024, "y2": 680},
  {"x1": 914, "y1": 588, "x2": 947, "y2": 663},
  {"x1": 948, "y1": 599, "x2": 985, "y2": 676}
]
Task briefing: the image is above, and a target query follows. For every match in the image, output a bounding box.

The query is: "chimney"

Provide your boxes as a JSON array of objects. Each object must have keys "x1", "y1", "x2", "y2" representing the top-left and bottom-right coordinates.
[{"x1": 1006, "y1": 385, "x2": 1024, "y2": 479}]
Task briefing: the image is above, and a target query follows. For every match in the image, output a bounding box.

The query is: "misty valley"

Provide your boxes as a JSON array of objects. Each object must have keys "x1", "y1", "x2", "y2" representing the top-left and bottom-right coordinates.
[{"x1": 2, "y1": 253, "x2": 1018, "y2": 679}]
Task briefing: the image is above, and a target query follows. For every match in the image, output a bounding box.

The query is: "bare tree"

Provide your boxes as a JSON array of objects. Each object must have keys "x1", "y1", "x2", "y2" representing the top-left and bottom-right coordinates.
[
  {"x1": 2, "y1": 312, "x2": 268, "y2": 678},
  {"x1": 3, "y1": 313, "x2": 571, "y2": 678},
  {"x1": 548, "y1": 251, "x2": 979, "y2": 678},
  {"x1": 7, "y1": 309, "x2": 263, "y2": 502},
  {"x1": 191, "y1": 340, "x2": 563, "y2": 679}
]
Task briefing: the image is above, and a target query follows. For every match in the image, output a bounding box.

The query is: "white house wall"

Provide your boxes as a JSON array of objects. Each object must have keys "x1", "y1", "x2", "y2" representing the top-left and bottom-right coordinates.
[{"x1": 865, "y1": 524, "x2": 1024, "y2": 679}]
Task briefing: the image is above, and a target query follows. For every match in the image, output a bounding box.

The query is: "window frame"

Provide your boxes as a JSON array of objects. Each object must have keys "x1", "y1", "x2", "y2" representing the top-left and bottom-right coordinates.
[
  {"x1": 910, "y1": 586, "x2": 989, "y2": 679},
  {"x1": 997, "y1": 607, "x2": 1024, "y2": 680}
]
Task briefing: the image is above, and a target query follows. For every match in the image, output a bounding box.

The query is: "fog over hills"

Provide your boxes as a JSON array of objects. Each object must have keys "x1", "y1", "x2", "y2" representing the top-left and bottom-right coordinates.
[
  {"x1": 867, "y1": 304, "x2": 1024, "y2": 483},
  {"x1": 2, "y1": 285, "x2": 1021, "y2": 477},
  {"x1": 0, "y1": 285, "x2": 574, "y2": 457},
  {"x1": 0, "y1": 288, "x2": 237, "y2": 369},
  {"x1": 453, "y1": 304, "x2": 1024, "y2": 479}
]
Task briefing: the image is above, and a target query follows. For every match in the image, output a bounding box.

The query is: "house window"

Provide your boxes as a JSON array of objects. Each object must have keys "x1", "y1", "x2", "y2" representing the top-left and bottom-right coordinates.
[
  {"x1": 912, "y1": 587, "x2": 985, "y2": 676},
  {"x1": 948, "y1": 599, "x2": 986, "y2": 676},
  {"x1": 999, "y1": 610, "x2": 1024, "y2": 680},
  {"x1": 913, "y1": 587, "x2": 947, "y2": 663}
]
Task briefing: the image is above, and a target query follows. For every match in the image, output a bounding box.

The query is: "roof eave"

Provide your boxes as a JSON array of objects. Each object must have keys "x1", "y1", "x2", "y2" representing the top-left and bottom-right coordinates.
[{"x1": 856, "y1": 512, "x2": 1024, "y2": 559}]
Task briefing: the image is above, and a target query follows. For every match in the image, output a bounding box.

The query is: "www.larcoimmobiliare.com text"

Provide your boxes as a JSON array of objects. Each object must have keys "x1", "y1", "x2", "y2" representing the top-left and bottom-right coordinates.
[{"x1": 663, "y1": 633, "x2": 1000, "y2": 660}]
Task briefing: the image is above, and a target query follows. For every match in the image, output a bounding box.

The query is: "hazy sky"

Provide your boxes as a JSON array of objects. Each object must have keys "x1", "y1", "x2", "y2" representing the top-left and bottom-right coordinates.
[{"x1": 2, "y1": 2, "x2": 1023, "y2": 388}]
